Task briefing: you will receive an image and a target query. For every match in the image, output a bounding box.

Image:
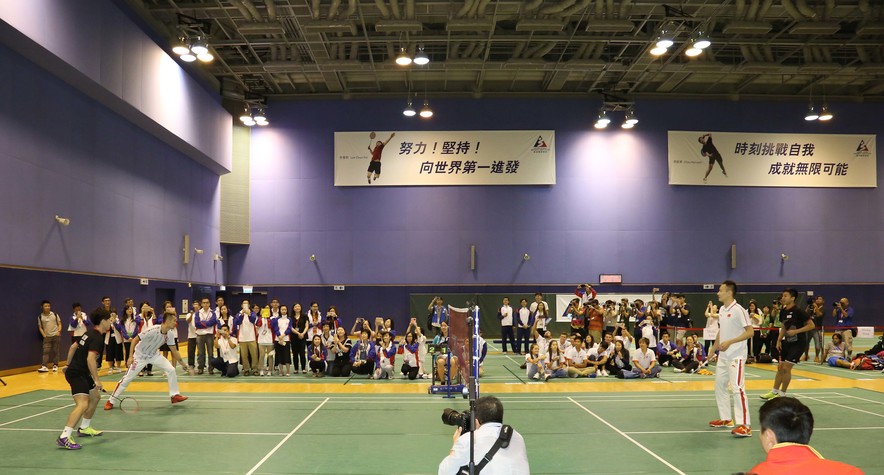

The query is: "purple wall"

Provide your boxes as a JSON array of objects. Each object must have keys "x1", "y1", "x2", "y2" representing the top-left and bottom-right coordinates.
[
  {"x1": 0, "y1": 43, "x2": 222, "y2": 283},
  {"x1": 228, "y1": 97, "x2": 883, "y2": 286}
]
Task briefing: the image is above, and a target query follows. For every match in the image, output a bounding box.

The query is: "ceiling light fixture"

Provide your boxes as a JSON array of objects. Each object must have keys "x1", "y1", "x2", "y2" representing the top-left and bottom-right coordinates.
[
  {"x1": 804, "y1": 103, "x2": 819, "y2": 121},
  {"x1": 403, "y1": 100, "x2": 416, "y2": 117},
  {"x1": 594, "y1": 110, "x2": 610, "y2": 129},
  {"x1": 239, "y1": 103, "x2": 269, "y2": 127},
  {"x1": 189, "y1": 38, "x2": 209, "y2": 55},
  {"x1": 649, "y1": 45, "x2": 669, "y2": 56},
  {"x1": 395, "y1": 47, "x2": 412, "y2": 66},
  {"x1": 817, "y1": 104, "x2": 833, "y2": 121},
  {"x1": 685, "y1": 47, "x2": 703, "y2": 57},
  {"x1": 623, "y1": 109, "x2": 639, "y2": 127},
  {"x1": 419, "y1": 100, "x2": 433, "y2": 118},
  {"x1": 413, "y1": 46, "x2": 430, "y2": 66},
  {"x1": 692, "y1": 34, "x2": 712, "y2": 50}
]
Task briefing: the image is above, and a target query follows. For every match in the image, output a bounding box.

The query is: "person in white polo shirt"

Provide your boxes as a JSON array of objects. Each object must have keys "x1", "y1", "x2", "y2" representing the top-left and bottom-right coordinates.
[
  {"x1": 211, "y1": 324, "x2": 240, "y2": 377},
  {"x1": 104, "y1": 309, "x2": 189, "y2": 410},
  {"x1": 233, "y1": 300, "x2": 259, "y2": 376},
  {"x1": 708, "y1": 280, "x2": 755, "y2": 438}
]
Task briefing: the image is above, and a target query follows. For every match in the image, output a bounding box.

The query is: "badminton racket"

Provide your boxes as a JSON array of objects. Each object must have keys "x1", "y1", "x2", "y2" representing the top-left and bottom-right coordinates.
[
  {"x1": 368, "y1": 131, "x2": 376, "y2": 148},
  {"x1": 101, "y1": 389, "x2": 140, "y2": 414}
]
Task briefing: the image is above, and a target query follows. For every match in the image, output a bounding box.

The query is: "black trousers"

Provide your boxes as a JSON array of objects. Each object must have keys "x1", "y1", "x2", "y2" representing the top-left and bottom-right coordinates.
[{"x1": 500, "y1": 325, "x2": 515, "y2": 353}]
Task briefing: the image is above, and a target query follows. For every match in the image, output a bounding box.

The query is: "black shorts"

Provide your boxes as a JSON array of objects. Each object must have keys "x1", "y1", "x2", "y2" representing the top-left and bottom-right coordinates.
[
  {"x1": 708, "y1": 154, "x2": 723, "y2": 166},
  {"x1": 367, "y1": 161, "x2": 381, "y2": 174},
  {"x1": 160, "y1": 338, "x2": 179, "y2": 352},
  {"x1": 65, "y1": 371, "x2": 96, "y2": 396},
  {"x1": 780, "y1": 342, "x2": 804, "y2": 364}
]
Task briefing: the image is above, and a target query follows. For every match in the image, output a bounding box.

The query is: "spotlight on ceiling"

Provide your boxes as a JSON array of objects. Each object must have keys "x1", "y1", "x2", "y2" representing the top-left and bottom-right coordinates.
[
  {"x1": 395, "y1": 47, "x2": 412, "y2": 66},
  {"x1": 817, "y1": 104, "x2": 833, "y2": 121},
  {"x1": 804, "y1": 104, "x2": 819, "y2": 121},
  {"x1": 413, "y1": 46, "x2": 430, "y2": 66},
  {"x1": 403, "y1": 100, "x2": 416, "y2": 117},
  {"x1": 419, "y1": 100, "x2": 433, "y2": 118}
]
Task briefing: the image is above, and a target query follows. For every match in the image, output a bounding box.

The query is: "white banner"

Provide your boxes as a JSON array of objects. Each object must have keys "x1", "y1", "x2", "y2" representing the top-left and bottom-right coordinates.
[
  {"x1": 335, "y1": 130, "x2": 555, "y2": 186},
  {"x1": 668, "y1": 131, "x2": 876, "y2": 187}
]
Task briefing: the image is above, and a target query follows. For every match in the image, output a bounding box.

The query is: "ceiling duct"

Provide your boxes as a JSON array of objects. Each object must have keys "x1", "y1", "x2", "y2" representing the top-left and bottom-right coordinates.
[
  {"x1": 263, "y1": 61, "x2": 304, "y2": 72},
  {"x1": 515, "y1": 19, "x2": 565, "y2": 32},
  {"x1": 684, "y1": 61, "x2": 730, "y2": 72},
  {"x1": 738, "y1": 62, "x2": 783, "y2": 73},
  {"x1": 722, "y1": 21, "x2": 772, "y2": 35},
  {"x1": 562, "y1": 59, "x2": 607, "y2": 70},
  {"x1": 798, "y1": 62, "x2": 841, "y2": 73},
  {"x1": 302, "y1": 20, "x2": 357, "y2": 34},
  {"x1": 584, "y1": 20, "x2": 635, "y2": 33},
  {"x1": 238, "y1": 21, "x2": 286, "y2": 34},
  {"x1": 375, "y1": 19, "x2": 423, "y2": 32},
  {"x1": 857, "y1": 22, "x2": 884, "y2": 36},
  {"x1": 446, "y1": 19, "x2": 495, "y2": 32},
  {"x1": 788, "y1": 21, "x2": 840, "y2": 35}
]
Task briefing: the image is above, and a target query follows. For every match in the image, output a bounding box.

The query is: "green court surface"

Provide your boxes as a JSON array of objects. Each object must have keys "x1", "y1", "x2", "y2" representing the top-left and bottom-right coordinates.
[{"x1": 0, "y1": 388, "x2": 880, "y2": 474}]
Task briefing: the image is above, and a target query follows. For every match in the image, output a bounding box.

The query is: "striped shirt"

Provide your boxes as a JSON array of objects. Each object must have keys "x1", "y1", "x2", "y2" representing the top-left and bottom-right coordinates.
[{"x1": 134, "y1": 326, "x2": 175, "y2": 358}]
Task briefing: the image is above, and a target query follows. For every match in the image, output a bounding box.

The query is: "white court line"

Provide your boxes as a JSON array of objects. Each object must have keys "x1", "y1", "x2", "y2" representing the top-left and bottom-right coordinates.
[
  {"x1": 625, "y1": 426, "x2": 884, "y2": 435},
  {"x1": 833, "y1": 393, "x2": 884, "y2": 406},
  {"x1": 802, "y1": 395, "x2": 884, "y2": 419},
  {"x1": 568, "y1": 397, "x2": 686, "y2": 475},
  {"x1": 245, "y1": 397, "x2": 329, "y2": 475},
  {"x1": 0, "y1": 427, "x2": 288, "y2": 436},
  {"x1": 0, "y1": 404, "x2": 74, "y2": 428},
  {"x1": 0, "y1": 394, "x2": 63, "y2": 413}
]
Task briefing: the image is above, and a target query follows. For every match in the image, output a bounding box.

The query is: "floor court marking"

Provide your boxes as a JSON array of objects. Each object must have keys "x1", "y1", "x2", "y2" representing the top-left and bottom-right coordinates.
[
  {"x1": 568, "y1": 397, "x2": 687, "y2": 475},
  {"x1": 0, "y1": 395, "x2": 64, "y2": 413},
  {"x1": 801, "y1": 395, "x2": 884, "y2": 419},
  {"x1": 245, "y1": 397, "x2": 329, "y2": 475},
  {"x1": 624, "y1": 426, "x2": 884, "y2": 435},
  {"x1": 0, "y1": 404, "x2": 74, "y2": 428},
  {"x1": 832, "y1": 392, "x2": 884, "y2": 406},
  {"x1": 0, "y1": 427, "x2": 288, "y2": 436}
]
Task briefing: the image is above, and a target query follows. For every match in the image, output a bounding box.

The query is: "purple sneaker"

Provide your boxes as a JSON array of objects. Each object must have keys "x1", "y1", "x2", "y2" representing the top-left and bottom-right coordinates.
[{"x1": 56, "y1": 437, "x2": 81, "y2": 450}]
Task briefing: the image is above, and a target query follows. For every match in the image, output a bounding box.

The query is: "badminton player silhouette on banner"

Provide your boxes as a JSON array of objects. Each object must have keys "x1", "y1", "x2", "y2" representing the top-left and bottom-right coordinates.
[{"x1": 367, "y1": 132, "x2": 395, "y2": 184}]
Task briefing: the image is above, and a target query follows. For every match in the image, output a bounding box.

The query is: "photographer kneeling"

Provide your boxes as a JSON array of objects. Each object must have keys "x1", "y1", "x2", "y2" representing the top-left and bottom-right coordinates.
[{"x1": 438, "y1": 396, "x2": 529, "y2": 475}]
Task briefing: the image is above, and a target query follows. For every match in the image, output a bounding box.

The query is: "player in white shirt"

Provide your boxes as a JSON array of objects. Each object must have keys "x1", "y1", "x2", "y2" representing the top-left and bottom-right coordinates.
[
  {"x1": 105, "y1": 310, "x2": 188, "y2": 409},
  {"x1": 497, "y1": 297, "x2": 516, "y2": 355},
  {"x1": 708, "y1": 280, "x2": 755, "y2": 438}
]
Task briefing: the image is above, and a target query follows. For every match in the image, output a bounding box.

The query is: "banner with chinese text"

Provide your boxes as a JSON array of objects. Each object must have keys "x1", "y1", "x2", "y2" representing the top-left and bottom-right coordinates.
[
  {"x1": 668, "y1": 131, "x2": 876, "y2": 187},
  {"x1": 334, "y1": 130, "x2": 555, "y2": 186}
]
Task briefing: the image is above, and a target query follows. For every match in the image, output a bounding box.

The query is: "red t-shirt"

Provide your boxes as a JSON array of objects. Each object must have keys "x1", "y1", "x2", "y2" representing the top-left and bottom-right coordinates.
[
  {"x1": 371, "y1": 143, "x2": 385, "y2": 161},
  {"x1": 748, "y1": 443, "x2": 863, "y2": 475}
]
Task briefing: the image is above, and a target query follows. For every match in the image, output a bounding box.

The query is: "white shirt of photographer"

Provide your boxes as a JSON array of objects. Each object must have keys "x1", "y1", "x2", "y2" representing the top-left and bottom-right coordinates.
[
  {"x1": 438, "y1": 422, "x2": 529, "y2": 475},
  {"x1": 218, "y1": 336, "x2": 239, "y2": 364}
]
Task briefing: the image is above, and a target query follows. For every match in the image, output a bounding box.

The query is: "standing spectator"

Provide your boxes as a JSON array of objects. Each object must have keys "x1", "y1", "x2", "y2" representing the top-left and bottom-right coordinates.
[
  {"x1": 233, "y1": 300, "x2": 258, "y2": 376},
  {"x1": 747, "y1": 398, "x2": 862, "y2": 474},
  {"x1": 761, "y1": 289, "x2": 814, "y2": 400},
  {"x1": 116, "y1": 305, "x2": 140, "y2": 367},
  {"x1": 407, "y1": 319, "x2": 431, "y2": 378},
  {"x1": 307, "y1": 301, "x2": 323, "y2": 340},
  {"x1": 291, "y1": 303, "x2": 309, "y2": 374},
  {"x1": 67, "y1": 303, "x2": 89, "y2": 345},
  {"x1": 104, "y1": 309, "x2": 124, "y2": 374},
  {"x1": 759, "y1": 305, "x2": 775, "y2": 359},
  {"x1": 586, "y1": 300, "x2": 604, "y2": 344},
  {"x1": 210, "y1": 324, "x2": 239, "y2": 378},
  {"x1": 575, "y1": 283, "x2": 597, "y2": 306},
  {"x1": 673, "y1": 294, "x2": 692, "y2": 340},
  {"x1": 603, "y1": 300, "x2": 618, "y2": 335},
  {"x1": 530, "y1": 302, "x2": 549, "y2": 336},
  {"x1": 566, "y1": 298, "x2": 587, "y2": 340},
  {"x1": 748, "y1": 300, "x2": 763, "y2": 360},
  {"x1": 832, "y1": 298, "x2": 855, "y2": 359},
  {"x1": 497, "y1": 297, "x2": 515, "y2": 355},
  {"x1": 427, "y1": 296, "x2": 449, "y2": 337},
  {"x1": 271, "y1": 306, "x2": 293, "y2": 376},
  {"x1": 183, "y1": 301, "x2": 199, "y2": 373},
  {"x1": 804, "y1": 296, "x2": 825, "y2": 363},
  {"x1": 193, "y1": 298, "x2": 217, "y2": 375},
  {"x1": 704, "y1": 301, "x2": 719, "y2": 355},
  {"x1": 515, "y1": 298, "x2": 532, "y2": 355},
  {"x1": 330, "y1": 326, "x2": 353, "y2": 377},
  {"x1": 255, "y1": 304, "x2": 275, "y2": 376},
  {"x1": 38, "y1": 300, "x2": 62, "y2": 373},
  {"x1": 325, "y1": 306, "x2": 343, "y2": 331},
  {"x1": 708, "y1": 280, "x2": 754, "y2": 438},
  {"x1": 308, "y1": 334, "x2": 327, "y2": 377},
  {"x1": 529, "y1": 292, "x2": 549, "y2": 318}
]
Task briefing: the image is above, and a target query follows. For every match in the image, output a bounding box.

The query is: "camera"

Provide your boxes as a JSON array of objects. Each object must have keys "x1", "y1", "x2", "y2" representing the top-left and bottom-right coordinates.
[
  {"x1": 442, "y1": 408, "x2": 471, "y2": 433},
  {"x1": 806, "y1": 297, "x2": 814, "y2": 305},
  {"x1": 832, "y1": 302, "x2": 841, "y2": 308}
]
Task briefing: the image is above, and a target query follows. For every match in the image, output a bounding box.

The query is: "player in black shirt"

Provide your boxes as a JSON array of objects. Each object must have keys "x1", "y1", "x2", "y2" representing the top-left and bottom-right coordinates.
[
  {"x1": 760, "y1": 289, "x2": 815, "y2": 401},
  {"x1": 699, "y1": 133, "x2": 728, "y2": 183},
  {"x1": 56, "y1": 308, "x2": 113, "y2": 450}
]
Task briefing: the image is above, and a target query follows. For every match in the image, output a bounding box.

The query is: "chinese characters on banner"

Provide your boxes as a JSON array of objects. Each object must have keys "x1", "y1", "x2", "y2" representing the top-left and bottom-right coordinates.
[
  {"x1": 334, "y1": 130, "x2": 556, "y2": 186},
  {"x1": 667, "y1": 131, "x2": 876, "y2": 187}
]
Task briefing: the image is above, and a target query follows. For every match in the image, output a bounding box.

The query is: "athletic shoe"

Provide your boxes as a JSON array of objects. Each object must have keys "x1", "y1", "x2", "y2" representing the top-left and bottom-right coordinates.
[
  {"x1": 543, "y1": 374, "x2": 550, "y2": 382},
  {"x1": 52, "y1": 365, "x2": 58, "y2": 372},
  {"x1": 56, "y1": 437, "x2": 81, "y2": 450},
  {"x1": 171, "y1": 394, "x2": 188, "y2": 404},
  {"x1": 532, "y1": 373, "x2": 539, "y2": 380},
  {"x1": 731, "y1": 425, "x2": 752, "y2": 437},
  {"x1": 772, "y1": 359, "x2": 778, "y2": 363},
  {"x1": 520, "y1": 363, "x2": 527, "y2": 370},
  {"x1": 104, "y1": 401, "x2": 114, "y2": 410},
  {"x1": 600, "y1": 369, "x2": 609, "y2": 377},
  {"x1": 77, "y1": 426, "x2": 103, "y2": 437},
  {"x1": 673, "y1": 368, "x2": 684, "y2": 373},
  {"x1": 38, "y1": 366, "x2": 49, "y2": 373},
  {"x1": 709, "y1": 419, "x2": 734, "y2": 428},
  {"x1": 760, "y1": 391, "x2": 780, "y2": 400},
  {"x1": 259, "y1": 370, "x2": 265, "y2": 376}
]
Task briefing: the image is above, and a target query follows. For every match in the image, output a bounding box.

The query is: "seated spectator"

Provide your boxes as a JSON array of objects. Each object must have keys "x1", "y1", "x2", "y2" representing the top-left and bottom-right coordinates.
[
  {"x1": 614, "y1": 326, "x2": 634, "y2": 354},
  {"x1": 566, "y1": 335, "x2": 593, "y2": 378},
  {"x1": 330, "y1": 326, "x2": 352, "y2": 377},
  {"x1": 622, "y1": 337, "x2": 661, "y2": 379},
  {"x1": 349, "y1": 329, "x2": 377, "y2": 377},
  {"x1": 544, "y1": 340, "x2": 568, "y2": 381},
  {"x1": 557, "y1": 332, "x2": 572, "y2": 352},
  {"x1": 433, "y1": 322, "x2": 460, "y2": 383},
  {"x1": 587, "y1": 341, "x2": 610, "y2": 377},
  {"x1": 525, "y1": 343, "x2": 545, "y2": 380},
  {"x1": 821, "y1": 333, "x2": 854, "y2": 369},
  {"x1": 319, "y1": 323, "x2": 336, "y2": 375},
  {"x1": 657, "y1": 332, "x2": 679, "y2": 367},
  {"x1": 210, "y1": 325, "x2": 239, "y2": 378},
  {"x1": 747, "y1": 397, "x2": 862, "y2": 474},
  {"x1": 374, "y1": 331, "x2": 396, "y2": 380},
  {"x1": 606, "y1": 339, "x2": 632, "y2": 375},
  {"x1": 308, "y1": 334, "x2": 327, "y2": 377},
  {"x1": 406, "y1": 318, "x2": 432, "y2": 378},
  {"x1": 400, "y1": 331, "x2": 424, "y2": 380},
  {"x1": 673, "y1": 334, "x2": 706, "y2": 374}
]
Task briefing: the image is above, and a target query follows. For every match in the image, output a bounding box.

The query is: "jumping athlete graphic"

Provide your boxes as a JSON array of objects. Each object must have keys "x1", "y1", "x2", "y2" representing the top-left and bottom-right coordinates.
[
  {"x1": 367, "y1": 132, "x2": 395, "y2": 184},
  {"x1": 699, "y1": 133, "x2": 727, "y2": 183}
]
